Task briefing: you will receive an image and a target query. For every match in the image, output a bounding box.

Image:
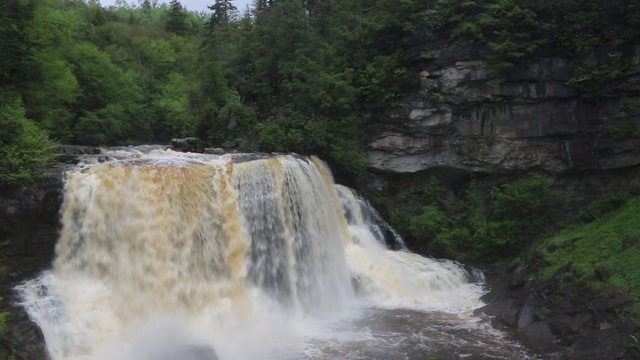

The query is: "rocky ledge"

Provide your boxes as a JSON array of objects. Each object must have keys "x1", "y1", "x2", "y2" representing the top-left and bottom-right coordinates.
[
  {"x1": 366, "y1": 45, "x2": 640, "y2": 190},
  {"x1": 476, "y1": 259, "x2": 640, "y2": 360}
]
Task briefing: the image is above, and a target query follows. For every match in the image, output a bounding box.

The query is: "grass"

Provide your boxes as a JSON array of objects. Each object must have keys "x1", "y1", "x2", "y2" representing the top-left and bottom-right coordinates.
[{"x1": 535, "y1": 196, "x2": 640, "y2": 317}]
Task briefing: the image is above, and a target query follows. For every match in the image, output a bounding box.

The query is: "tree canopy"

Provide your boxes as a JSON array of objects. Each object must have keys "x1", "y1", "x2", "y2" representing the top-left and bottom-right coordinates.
[{"x1": 1, "y1": 0, "x2": 638, "y2": 186}]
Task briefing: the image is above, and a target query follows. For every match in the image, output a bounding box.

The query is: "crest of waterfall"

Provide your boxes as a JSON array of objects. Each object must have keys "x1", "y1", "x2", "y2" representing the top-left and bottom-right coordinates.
[{"x1": 17, "y1": 149, "x2": 486, "y2": 360}]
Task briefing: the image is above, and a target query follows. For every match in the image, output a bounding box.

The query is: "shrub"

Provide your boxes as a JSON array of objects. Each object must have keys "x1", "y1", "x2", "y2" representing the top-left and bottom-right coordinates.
[
  {"x1": 382, "y1": 176, "x2": 556, "y2": 262},
  {"x1": 489, "y1": 177, "x2": 555, "y2": 252},
  {"x1": 577, "y1": 192, "x2": 631, "y2": 223},
  {"x1": 0, "y1": 92, "x2": 59, "y2": 187}
]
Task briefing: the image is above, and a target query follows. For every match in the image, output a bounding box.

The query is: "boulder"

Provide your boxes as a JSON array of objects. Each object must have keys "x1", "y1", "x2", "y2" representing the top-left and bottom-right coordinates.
[
  {"x1": 172, "y1": 138, "x2": 202, "y2": 153},
  {"x1": 475, "y1": 253, "x2": 640, "y2": 360},
  {"x1": 524, "y1": 321, "x2": 555, "y2": 343},
  {"x1": 204, "y1": 147, "x2": 225, "y2": 155}
]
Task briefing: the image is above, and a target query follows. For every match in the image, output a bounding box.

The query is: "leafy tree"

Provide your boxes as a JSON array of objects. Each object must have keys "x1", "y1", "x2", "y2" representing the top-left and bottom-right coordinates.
[
  {"x1": 477, "y1": 0, "x2": 550, "y2": 82},
  {"x1": 446, "y1": 0, "x2": 488, "y2": 44},
  {"x1": 0, "y1": 0, "x2": 85, "y2": 141},
  {"x1": 490, "y1": 177, "x2": 554, "y2": 245},
  {"x1": 384, "y1": 177, "x2": 558, "y2": 261},
  {"x1": 66, "y1": 42, "x2": 144, "y2": 144},
  {"x1": 151, "y1": 72, "x2": 198, "y2": 140}
]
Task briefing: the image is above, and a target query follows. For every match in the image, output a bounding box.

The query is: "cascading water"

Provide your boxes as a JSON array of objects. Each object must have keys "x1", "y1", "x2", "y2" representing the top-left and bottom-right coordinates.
[{"x1": 17, "y1": 149, "x2": 533, "y2": 360}]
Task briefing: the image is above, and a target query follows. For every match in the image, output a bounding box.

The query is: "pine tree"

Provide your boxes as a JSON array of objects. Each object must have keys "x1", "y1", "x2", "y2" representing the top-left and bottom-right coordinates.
[
  {"x1": 165, "y1": 0, "x2": 188, "y2": 35},
  {"x1": 207, "y1": 0, "x2": 237, "y2": 30}
]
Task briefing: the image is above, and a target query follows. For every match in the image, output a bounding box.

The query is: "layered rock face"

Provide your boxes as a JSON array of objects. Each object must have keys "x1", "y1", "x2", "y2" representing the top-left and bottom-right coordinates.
[{"x1": 367, "y1": 45, "x2": 640, "y2": 187}]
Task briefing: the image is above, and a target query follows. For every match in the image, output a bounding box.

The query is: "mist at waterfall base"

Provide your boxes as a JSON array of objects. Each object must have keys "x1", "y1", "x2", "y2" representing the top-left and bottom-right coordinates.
[{"x1": 17, "y1": 149, "x2": 532, "y2": 360}]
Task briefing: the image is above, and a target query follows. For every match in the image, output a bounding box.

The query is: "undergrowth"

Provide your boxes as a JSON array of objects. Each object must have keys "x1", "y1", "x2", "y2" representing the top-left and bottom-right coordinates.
[
  {"x1": 377, "y1": 175, "x2": 640, "y2": 321},
  {"x1": 378, "y1": 176, "x2": 559, "y2": 262},
  {"x1": 536, "y1": 196, "x2": 640, "y2": 320},
  {"x1": 0, "y1": 311, "x2": 7, "y2": 337}
]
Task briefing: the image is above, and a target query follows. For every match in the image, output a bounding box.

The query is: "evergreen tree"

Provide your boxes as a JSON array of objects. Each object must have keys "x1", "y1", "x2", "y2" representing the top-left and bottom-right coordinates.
[
  {"x1": 0, "y1": 0, "x2": 37, "y2": 89},
  {"x1": 254, "y1": 0, "x2": 282, "y2": 12},
  {"x1": 207, "y1": 0, "x2": 237, "y2": 29},
  {"x1": 165, "y1": 0, "x2": 188, "y2": 35}
]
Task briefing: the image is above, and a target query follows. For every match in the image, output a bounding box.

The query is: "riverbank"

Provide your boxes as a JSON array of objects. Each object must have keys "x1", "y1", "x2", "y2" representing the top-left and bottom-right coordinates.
[{"x1": 476, "y1": 197, "x2": 640, "y2": 359}]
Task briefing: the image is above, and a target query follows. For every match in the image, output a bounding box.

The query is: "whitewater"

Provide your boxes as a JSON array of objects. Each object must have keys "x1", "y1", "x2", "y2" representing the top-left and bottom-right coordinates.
[{"x1": 17, "y1": 149, "x2": 531, "y2": 360}]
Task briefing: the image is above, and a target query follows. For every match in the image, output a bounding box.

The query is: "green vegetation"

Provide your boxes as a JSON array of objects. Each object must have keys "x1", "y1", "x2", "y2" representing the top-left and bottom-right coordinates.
[
  {"x1": 0, "y1": 311, "x2": 7, "y2": 337},
  {"x1": 1, "y1": 0, "x2": 638, "y2": 186},
  {"x1": 0, "y1": 92, "x2": 59, "y2": 187},
  {"x1": 535, "y1": 196, "x2": 640, "y2": 316},
  {"x1": 0, "y1": 0, "x2": 438, "y2": 184},
  {"x1": 380, "y1": 173, "x2": 640, "y2": 316},
  {"x1": 382, "y1": 177, "x2": 558, "y2": 262},
  {"x1": 443, "y1": 0, "x2": 640, "y2": 88}
]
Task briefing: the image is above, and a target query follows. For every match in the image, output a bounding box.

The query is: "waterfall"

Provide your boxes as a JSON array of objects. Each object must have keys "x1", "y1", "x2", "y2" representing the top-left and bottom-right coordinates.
[{"x1": 17, "y1": 149, "x2": 486, "y2": 360}]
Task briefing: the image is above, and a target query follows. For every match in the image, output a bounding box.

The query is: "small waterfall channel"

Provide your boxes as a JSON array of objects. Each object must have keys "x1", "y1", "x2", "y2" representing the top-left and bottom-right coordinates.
[{"x1": 17, "y1": 149, "x2": 532, "y2": 360}]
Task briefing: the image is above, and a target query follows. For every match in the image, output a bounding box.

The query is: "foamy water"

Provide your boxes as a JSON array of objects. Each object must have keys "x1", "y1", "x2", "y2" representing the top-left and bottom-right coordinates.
[{"x1": 17, "y1": 149, "x2": 531, "y2": 360}]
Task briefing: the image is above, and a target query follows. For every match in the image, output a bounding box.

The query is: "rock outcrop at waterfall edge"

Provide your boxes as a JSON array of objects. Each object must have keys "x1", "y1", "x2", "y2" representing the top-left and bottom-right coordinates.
[{"x1": 476, "y1": 261, "x2": 640, "y2": 360}]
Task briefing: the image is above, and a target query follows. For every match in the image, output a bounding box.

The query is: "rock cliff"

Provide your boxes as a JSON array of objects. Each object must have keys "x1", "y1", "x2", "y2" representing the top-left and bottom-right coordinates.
[{"x1": 366, "y1": 45, "x2": 640, "y2": 191}]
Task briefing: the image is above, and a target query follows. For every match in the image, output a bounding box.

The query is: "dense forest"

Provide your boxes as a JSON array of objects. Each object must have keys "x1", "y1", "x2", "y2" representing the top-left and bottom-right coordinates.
[{"x1": 1, "y1": 0, "x2": 639, "y2": 187}]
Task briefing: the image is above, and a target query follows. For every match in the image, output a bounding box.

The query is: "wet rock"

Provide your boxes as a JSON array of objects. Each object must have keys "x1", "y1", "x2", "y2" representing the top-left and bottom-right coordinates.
[
  {"x1": 509, "y1": 277, "x2": 526, "y2": 289},
  {"x1": 476, "y1": 250, "x2": 640, "y2": 360},
  {"x1": 550, "y1": 262, "x2": 572, "y2": 282},
  {"x1": 517, "y1": 299, "x2": 535, "y2": 332},
  {"x1": 594, "y1": 267, "x2": 611, "y2": 281},
  {"x1": 497, "y1": 302, "x2": 519, "y2": 327},
  {"x1": 222, "y1": 137, "x2": 243, "y2": 149},
  {"x1": 547, "y1": 313, "x2": 593, "y2": 335},
  {"x1": 506, "y1": 259, "x2": 519, "y2": 273},
  {"x1": 475, "y1": 297, "x2": 511, "y2": 318},
  {"x1": 41, "y1": 190, "x2": 62, "y2": 221},
  {"x1": 594, "y1": 295, "x2": 631, "y2": 314},
  {"x1": 204, "y1": 147, "x2": 225, "y2": 155},
  {"x1": 525, "y1": 322, "x2": 555, "y2": 342},
  {"x1": 172, "y1": 138, "x2": 202, "y2": 153},
  {"x1": 566, "y1": 313, "x2": 593, "y2": 333},
  {"x1": 58, "y1": 145, "x2": 101, "y2": 155},
  {"x1": 0, "y1": 294, "x2": 48, "y2": 360},
  {"x1": 571, "y1": 327, "x2": 632, "y2": 360},
  {"x1": 0, "y1": 174, "x2": 62, "y2": 360}
]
